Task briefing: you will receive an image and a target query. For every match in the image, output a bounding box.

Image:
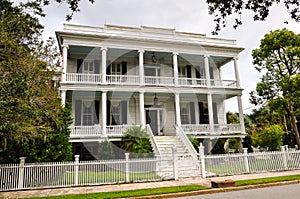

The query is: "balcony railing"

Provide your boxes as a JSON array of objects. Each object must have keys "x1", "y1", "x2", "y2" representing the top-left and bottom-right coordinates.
[
  {"x1": 69, "y1": 125, "x2": 102, "y2": 138},
  {"x1": 66, "y1": 73, "x2": 101, "y2": 84},
  {"x1": 106, "y1": 75, "x2": 139, "y2": 85},
  {"x1": 144, "y1": 76, "x2": 174, "y2": 86},
  {"x1": 106, "y1": 125, "x2": 136, "y2": 137},
  {"x1": 64, "y1": 73, "x2": 238, "y2": 88},
  {"x1": 182, "y1": 124, "x2": 243, "y2": 136},
  {"x1": 69, "y1": 124, "x2": 243, "y2": 138},
  {"x1": 69, "y1": 124, "x2": 137, "y2": 138},
  {"x1": 181, "y1": 124, "x2": 210, "y2": 134},
  {"x1": 211, "y1": 80, "x2": 237, "y2": 88},
  {"x1": 178, "y1": 77, "x2": 206, "y2": 87}
]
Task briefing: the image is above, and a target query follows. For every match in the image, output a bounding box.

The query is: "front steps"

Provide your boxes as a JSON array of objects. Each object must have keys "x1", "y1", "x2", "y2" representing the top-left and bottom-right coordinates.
[{"x1": 154, "y1": 136, "x2": 201, "y2": 178}]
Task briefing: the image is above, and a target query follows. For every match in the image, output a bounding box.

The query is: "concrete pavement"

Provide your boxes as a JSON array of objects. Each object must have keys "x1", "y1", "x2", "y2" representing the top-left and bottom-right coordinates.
[{"x1": 1, "y1": 170, "x2": 300, "y2": 198}]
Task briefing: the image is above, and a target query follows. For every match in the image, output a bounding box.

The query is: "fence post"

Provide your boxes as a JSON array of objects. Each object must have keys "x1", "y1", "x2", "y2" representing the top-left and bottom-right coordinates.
[
  {"x1": 125, "y1": 153, "x2": 130, "y2": 182},
  {"x1": 199, "y1": 143, "x2": 206, "y2": 178},
  {"x1": 74, "y1": 155, "x2": 80, "y2": 186},
  {"x1": 18, "y1": 157, "x2": 26, "y2": 189},
  {"x1": 172, "y1": 146, "x2": 178, "y2": 180},
  {"x1": 243, "y1": 148, "x2": 250, "y2": 173},
  {"x1": 280, "y1": 146, "x2": 288, "y2": 170}
]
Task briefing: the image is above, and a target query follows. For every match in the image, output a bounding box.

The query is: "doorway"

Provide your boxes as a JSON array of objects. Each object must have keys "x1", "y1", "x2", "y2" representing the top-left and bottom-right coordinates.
[{"x1": 145, "y1": 108, "x2": 163, "y2": 135}]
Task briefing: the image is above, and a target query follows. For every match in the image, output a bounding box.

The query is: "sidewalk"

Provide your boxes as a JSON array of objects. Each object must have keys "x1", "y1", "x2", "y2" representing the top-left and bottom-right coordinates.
[{"x1": 1, "y1": 170, "x2": 300, "y2": 199}]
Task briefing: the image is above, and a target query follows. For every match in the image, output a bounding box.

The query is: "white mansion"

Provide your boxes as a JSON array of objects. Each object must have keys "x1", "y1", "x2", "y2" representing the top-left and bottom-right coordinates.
[{"x1": 56, "y1": 24, "x2": 246, "y2": 160}]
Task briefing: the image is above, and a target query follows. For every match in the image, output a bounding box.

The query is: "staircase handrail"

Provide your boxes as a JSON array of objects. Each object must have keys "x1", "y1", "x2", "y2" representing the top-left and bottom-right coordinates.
[
  {"x1": 175, "y1": 124, "x2": 198, "y2": 161},
  {"x1": 145, "y1": 124, "x2": 161, "y2": 156}
]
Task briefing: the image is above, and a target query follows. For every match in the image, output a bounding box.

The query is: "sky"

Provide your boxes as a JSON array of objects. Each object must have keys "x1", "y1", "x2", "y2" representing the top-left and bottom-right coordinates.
[{"x1": 36, "y1": 0, "x2": 300, "y2": 114}]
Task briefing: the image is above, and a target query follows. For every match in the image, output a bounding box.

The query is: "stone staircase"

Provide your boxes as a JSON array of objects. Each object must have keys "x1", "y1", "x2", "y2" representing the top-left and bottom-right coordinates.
[{"x1": 154, "y1": 136, "x2": 201, "y2": 178}]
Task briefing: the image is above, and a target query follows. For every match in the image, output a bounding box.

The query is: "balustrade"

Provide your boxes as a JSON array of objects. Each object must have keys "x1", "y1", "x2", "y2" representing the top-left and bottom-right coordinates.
[{"x1": 64, "y1": 73, "x2": 237, "y2": 88}]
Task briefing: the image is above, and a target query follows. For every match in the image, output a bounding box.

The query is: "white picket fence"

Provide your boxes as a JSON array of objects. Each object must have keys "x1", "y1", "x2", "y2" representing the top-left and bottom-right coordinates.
[
  {"x1": 0, "y1": 154, "x2": 175, "y2": 191},
  {"x1": 1, "y1": 146, "x2": 300, "y2": 191},
  {"x1": 201, "y1": 146, "x2": 300, "y2": 178}
]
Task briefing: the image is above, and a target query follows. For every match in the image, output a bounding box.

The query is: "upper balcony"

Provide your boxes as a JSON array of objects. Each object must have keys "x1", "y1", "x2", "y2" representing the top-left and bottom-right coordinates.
[{"x1": 64, "y1": 73, "x2": 237, "y2": 88}]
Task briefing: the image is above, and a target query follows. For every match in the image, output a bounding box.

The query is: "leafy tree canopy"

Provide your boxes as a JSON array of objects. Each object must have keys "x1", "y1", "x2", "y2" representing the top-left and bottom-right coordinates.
[
  {"x1": 250, "y1": 28, "x2": 300, "y2": 147},
  {"x1": 207, "y1": 0, "x2": 300, "y2": 34},
  {"x1": 0, "y1": 0, "x2": 73, "y2": 163},
  {"x1": 251, "y1": 124, "x2": 286, "y2": 151}
]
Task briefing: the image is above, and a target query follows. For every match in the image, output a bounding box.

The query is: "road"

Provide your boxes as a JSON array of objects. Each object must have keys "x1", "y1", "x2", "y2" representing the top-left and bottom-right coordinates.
[{"x1": 170, "y1": 184, "x2": 300, "y2": 199}]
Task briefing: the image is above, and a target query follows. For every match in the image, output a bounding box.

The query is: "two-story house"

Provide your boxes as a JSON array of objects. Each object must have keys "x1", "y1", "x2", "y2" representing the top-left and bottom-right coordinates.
[{"x1": 56, "y1": 24, "x2": 246, "y2": 160}]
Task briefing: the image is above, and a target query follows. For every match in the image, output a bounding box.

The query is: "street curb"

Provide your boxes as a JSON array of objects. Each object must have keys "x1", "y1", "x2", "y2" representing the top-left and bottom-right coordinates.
[{"x1": 127, "y1": 180, "x2": 300, "y2": 199}]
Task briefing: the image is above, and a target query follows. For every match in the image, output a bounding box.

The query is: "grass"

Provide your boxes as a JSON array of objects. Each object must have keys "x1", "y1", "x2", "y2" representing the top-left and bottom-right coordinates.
[
  {"x1": 236, "y1": 174, "x2": 300, "y2": 186},
  {"x1": 25, "y1": 174, "x2": 300, "y2": 198},
  {"x1": 29, "y1": 184, "x2": 210, "y2": 199},
  {"x1": 54, "y1": 171, "x2": 161, "y2": 185},
  {"x1": 206, "y1": 159, "x2": 300, "y2": 175}
]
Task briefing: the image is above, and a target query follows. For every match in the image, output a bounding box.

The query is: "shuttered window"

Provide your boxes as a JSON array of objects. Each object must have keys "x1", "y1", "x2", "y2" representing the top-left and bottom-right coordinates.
[{"x1": 110, "y1": 100, "x2": 128, "y2": 125}]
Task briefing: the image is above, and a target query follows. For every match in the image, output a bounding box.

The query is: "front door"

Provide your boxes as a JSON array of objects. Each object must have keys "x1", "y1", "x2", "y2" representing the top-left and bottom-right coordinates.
[{"x1": 146, "y1": 109, "x2": 163, "y2": 135}]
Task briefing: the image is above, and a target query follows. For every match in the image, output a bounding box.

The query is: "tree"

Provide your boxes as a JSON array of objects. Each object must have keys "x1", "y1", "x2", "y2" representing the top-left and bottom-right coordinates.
[
  {"x1": 250, "y1": 28, "x2": 300, "y2": 147},
  {"x1": 121, "y1": 126, "x2": 153, "y2": 157},
  {"x1": 207, "y1": 0, "x2": 300, "y2": 34},
  {"x1": 0, "y1": 0, "x2": 73, "y2": 163},
  {"x1": 251, "y1": 124, "x2": 286, "y2": 151}
]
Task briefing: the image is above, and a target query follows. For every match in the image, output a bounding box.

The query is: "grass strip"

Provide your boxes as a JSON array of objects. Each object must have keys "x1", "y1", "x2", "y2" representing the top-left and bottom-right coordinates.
[
  {"x1": 236, "y1": 174, "x2": 300, "y2": 186},
  {"x1": 29, "y1": 184, "x2": 210, "y2": 199}
]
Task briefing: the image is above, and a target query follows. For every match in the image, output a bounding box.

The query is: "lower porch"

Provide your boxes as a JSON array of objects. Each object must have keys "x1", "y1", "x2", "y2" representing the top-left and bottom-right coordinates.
[{"x1": 69, "y1": 123, "x2": 245, "y2": 140}]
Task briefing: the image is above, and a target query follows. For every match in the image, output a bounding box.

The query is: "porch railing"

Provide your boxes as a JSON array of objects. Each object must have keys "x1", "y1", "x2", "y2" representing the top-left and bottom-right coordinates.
[
  {"x1": 69, "y1": 125, "x2": 102, "y2": 137},
  {"x1": 144, "y1": 76, "x2": 174, "y2": 86},
  {"x1": 66, "y1": 73, "x2": 101, "y2": 84},
  {"x1": 211, "y1": 80, "x2": 237, "y2": 88},
  {"x1": 182, "y1": 124, "x2": 243, "y2": 136},
  {"x1": 214, "y1": 124, "x2": 243, "y2": 135},
  {"x1": 106, "y1": 75, "x2": 139, "y2": 85},
  {"x1": 146, "y1": 124, "x2": 161, "y2": 156},
  {"x1": 175, "y1": 125, "x2": 199, "y2": 162},
  {"x1": 64, "y1": 73, "x2": 238, "y2": 88},
  {"x1": 106, "y1": 125, "x2": 136, "y2": 137},
  {"x1": 178, "y1": 77, "x2": 206, "y2": 87},
  {"x1": 181, "y1": 124, "x2": 210, "y2": 134}
]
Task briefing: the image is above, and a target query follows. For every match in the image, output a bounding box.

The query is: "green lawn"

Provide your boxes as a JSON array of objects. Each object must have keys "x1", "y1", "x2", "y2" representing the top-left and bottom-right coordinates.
[
  {"x1": 236, "y1": 174, "x2": 300, "y2": 186},
  {"x1": 206, "y1": 158, "x2": 300, "y2": 175},
  {"x1": 54, "y1": 171, "x2": 161, "y2": 185},
  {"x1": 26, "y1": 174, "x2": 300, "y2": 199},
  {"x1": 29, "y1": 184, "x2": 209, "y2": 199}
]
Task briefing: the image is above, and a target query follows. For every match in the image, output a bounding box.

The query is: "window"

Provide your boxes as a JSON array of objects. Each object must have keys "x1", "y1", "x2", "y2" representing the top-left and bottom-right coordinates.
[
  {"x1": 110, "y1": 101, "x2": 127, "y2": 125},
  {"x1": 83, "y1": 61, "x2": 94, "y2": 74},
  {"x1": 74, "y1": 100, "x2": 99, "y2": 126},
  {"x1": 178, "y1": 65, "x2": 187, "y2": 77},
  {"x1": 111, "y1": 102, "x2": 121, "y2": 125},
  {"x1": 181, "y1": 103, "x2": 190, "y2": 124},
  {"x1": 82, "y1": 101, "x2": 94, "y2": 125},
  {"x1": 111, "y1": 63, "x2": 122, "y2": 75}
]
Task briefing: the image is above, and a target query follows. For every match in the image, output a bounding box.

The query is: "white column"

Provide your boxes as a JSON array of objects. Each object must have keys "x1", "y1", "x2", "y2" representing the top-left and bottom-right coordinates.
[
  {"x1": 175, "y1": 93, "x2": 181, "y2": 126},
  {"x1": 207, "y1": 94, "x2": 214, "y2": 133},
  {"x1": 237, "y1": 95, "x2": 245, "y2": 132},
  {"x1": 138, "y1": 50, "x2": 144, "y2": 85},
  {"x1": 204, "y1": 55, "x2": 210, "y2": 87},
  {"x1": 173, "y1": 52, "x2": 179, "y2": 86},
  {"x1": 101, "y1": 91, "x2": 107, "y2": 137},
  {"x1": 139, "y1": 91, "x2": 145, "y2": 127},
  {"x1": 62, "y1": 44, "x2": 68, "y2": 82},
  {"x1": 61, "y1": 90, "x2": 66, "y2": 107},
  {"x1": 101, "y1": 47, "x2": 107, "y2": 83},
  {"x1": 233, "y1": 57, "x2": 241, "y2": 88}
]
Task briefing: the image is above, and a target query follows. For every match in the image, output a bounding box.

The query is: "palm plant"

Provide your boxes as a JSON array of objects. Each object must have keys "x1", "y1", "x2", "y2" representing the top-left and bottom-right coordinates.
[{"x1": 122, "y1": 126, "x2": 153, "y2": 157}]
